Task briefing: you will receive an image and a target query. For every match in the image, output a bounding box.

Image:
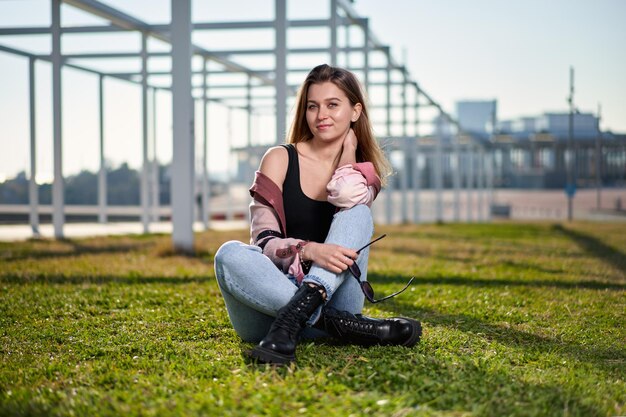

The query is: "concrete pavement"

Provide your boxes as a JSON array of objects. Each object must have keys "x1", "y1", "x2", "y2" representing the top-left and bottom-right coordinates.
[{"x1": 0, "y1": 220, "x2": 248, "y2": 242}]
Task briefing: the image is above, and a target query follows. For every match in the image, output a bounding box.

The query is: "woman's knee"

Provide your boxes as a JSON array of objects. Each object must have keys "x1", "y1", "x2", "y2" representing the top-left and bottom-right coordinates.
[
  {"x1": 337, "y1": 205, "x2": 374, "y2": 233},
  {"x1": 214, "y1": 240, "x2": 247, "y2": 286},
  {"x1": 215, "y1": 240, "x2": 246, "y2": 266}
]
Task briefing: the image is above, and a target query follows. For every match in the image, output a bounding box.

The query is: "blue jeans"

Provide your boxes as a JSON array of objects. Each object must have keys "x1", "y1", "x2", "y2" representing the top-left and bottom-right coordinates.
[{"x1": 214, "y1": 205, "x2": 374, "y2": 342}]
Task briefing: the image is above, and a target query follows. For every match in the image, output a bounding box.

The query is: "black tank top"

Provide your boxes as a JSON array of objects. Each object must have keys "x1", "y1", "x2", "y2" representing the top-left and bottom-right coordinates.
[{"x1": 282, "y1": 144, "x2": 336, "y2": 243}]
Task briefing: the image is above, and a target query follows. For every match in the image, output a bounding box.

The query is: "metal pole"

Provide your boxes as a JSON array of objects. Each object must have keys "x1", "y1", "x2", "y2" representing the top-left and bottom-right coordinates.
[
  {"x1": 452, "y1": 132, "x2": 461, "y2": 222},
  {"x1": 344, "y1": 16, "x2": 350, "y2": 68},
  {"x1": 275, "y1": 0, "x2": 287, "y2": 144},
  {"x1": 402, "y1": 67, "x2": 408, "y2": 138},
  {"x1": 245, "y1": 75, "x2": 253, "y2": 223},
  {"x1": 363, "y1": 19, "x2": 369, "y2": 91},
  {"x1": 412, "y1": 139, "x2": 420, "y2": 224},
  {"x1": 384, "y1": 52, "x2": 392, "y2": 225},
  {"x1": 151, "y1": 88, "x2": 160, "y2": 222},
  {"x1": 384, "y1": 150, "x2": 393, "y2": 225},
  {"x1": 434, "y1": 116, "x2": 443, "y2": 223},
  {"x1": 385, "y1": 50, "x2": 392, "y2": 137},
  {"x1": 330, "y1": 0, "x2": 338, "y2": 66},
  {"x1": 201, "y1": 59, "x2": 210, "y2": 229},
  {"x1": 28, "y1": 57, "x2": 40, "y2": 237},
  {"x1": 246, "y1": 75, "x2": 253, "y2": 163},
  {"x1": 140, "y1": 32, "x2": 150, "y2": 233},
  {"x1": 400, "y1": 140, "x2": 408, "y2": 223},
  {"x1": 566, "y1": 66, "x2": 575, "y2": 221},
  {"x1": 466, "y1": 147, "x2": 474, "y2": 222},
  {"x1": 51, "y1": 0, "x2": 64, "y2": 239},
  {"x1": 486, "y1": 148, "x2": 494, "y2": 222},
  {"x1": 413, "y1": 86, "x2": 420, "y2": 223},
  {"x1": 171, "y1": 0, "x2": 194, "y2": 252},
  {"x1": 226, "y1": 109, "x2": 233, "y2": 221},
  {"x1": 477, "y1": 147, "x2": 485, "y2": 221},
  {"x1": 98, "y1": 74, "x2": 107, "y2": 224},
  {"x1": 487, "y1": 101, "x2": 496, "y2": 222},
  {"x1": 595, "y1": 103, "x2": 602, "y2": 210}
]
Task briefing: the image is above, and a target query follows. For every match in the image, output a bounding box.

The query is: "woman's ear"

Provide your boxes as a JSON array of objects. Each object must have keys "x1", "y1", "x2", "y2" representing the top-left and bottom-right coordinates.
[{"x1": 351, "y1": 103, "x2": 362, "y2": 122}]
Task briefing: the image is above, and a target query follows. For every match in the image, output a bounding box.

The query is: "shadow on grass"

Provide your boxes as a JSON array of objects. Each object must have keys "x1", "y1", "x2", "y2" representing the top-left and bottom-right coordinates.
[
  {"x1": 1, "y1": 238, "x2": 216, "y2": 263},
  {"x1": 552, "y1": 224, "x2": 626, "y2": 276},
  {"x1": 372, "y1": 292, "x2": 625, "y2": 377},
  {"x1": 0, "y1": 273, "x2": 213, "y2": 285},
  {"x1": 382, "y1": 244, "x2": 569, "y2": 275},
  {"x1": 0, "y1": 239, "x2": 153, "y2": 262},
  {"x1": 370, "y1": 272, "x2": 626, "y2": 291}
]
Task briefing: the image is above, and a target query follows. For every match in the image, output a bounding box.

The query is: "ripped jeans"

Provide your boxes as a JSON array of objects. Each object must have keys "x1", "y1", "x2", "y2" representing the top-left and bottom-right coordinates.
[{"x1": 214, "y1": 204, "x2": 374, "y2": 342}]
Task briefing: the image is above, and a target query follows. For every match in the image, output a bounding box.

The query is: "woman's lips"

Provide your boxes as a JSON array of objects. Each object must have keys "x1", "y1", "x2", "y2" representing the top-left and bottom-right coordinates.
[{"x1": 317, "y1": 124, "x2": 332, "y2": 130}]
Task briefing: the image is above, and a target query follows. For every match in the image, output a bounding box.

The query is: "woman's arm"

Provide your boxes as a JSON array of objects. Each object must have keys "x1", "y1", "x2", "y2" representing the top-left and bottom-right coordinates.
[
  {"x1": 326, "y1": 162, "x2": 381, "y2": 208},
  {"x1": 328, "y1": 128, "x2": 381, "y2": 208},
  {"x1": 337, "y1": 128, "x2": 357, "y2": 167}
]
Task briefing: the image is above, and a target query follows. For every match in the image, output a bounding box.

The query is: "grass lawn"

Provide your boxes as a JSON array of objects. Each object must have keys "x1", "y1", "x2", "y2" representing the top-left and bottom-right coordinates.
[{"x1": 0, "y1": 221, "x2": 624, "y2": 416}]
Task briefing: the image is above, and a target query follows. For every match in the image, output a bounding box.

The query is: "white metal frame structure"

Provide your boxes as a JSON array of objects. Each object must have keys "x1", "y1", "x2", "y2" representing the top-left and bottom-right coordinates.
[{"x1": 0, "y1": 0, "x2": 490, "y2": 251}]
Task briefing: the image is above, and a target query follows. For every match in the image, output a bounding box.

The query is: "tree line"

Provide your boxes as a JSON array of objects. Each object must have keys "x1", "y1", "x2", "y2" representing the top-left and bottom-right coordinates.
[{"x1": 0, "y1": 163, "x2": 172, "y2": 205}]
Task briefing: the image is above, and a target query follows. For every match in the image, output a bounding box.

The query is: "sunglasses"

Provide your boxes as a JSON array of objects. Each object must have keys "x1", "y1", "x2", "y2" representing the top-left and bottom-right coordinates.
[{"x1": 348, "y1": 234, "x2": 415, "y2": 303}]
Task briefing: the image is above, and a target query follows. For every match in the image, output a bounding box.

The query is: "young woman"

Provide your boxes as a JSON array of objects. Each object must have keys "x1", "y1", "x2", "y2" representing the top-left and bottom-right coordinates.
[{"x1": 214, "y1": 64, "x2": 421, "y2": 365}]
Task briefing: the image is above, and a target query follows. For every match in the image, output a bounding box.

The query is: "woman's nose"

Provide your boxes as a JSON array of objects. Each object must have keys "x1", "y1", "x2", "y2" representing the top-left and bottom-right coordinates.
[{"x1": 317, "y1": 108, "x2": 328, "y2": 120}]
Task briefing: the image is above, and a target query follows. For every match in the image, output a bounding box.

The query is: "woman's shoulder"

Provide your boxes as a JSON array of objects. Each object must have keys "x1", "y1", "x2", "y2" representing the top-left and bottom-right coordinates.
[
  {"x1": 259, "y1": 146, "x2": 290, "y2": 188},
  {"x1": 261, "y1": 145, "x2": 289, "y2": 165}
]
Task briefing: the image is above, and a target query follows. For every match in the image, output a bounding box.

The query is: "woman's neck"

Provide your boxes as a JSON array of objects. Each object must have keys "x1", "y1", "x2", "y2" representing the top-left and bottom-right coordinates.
[{"x1": 299, "y1": 138, "x2": 343, "y2": 167}]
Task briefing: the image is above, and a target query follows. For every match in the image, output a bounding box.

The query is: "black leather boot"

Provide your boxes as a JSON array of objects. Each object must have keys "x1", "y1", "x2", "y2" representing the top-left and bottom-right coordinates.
[
  {"x1": 316, "y1": 307, "x2": 421, "y2": 347},
  {"x1": 248, "y1": 283, "x2": 325, "y2": 365}
]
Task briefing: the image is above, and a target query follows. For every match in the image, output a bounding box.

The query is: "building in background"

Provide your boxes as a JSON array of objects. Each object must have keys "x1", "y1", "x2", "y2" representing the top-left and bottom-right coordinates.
[
  {"x1": 443, "y1": 99, "x2": 624, "y2": 189},
  {"x1": 456, "y1": 100, "x2": 497, "y2": 138},
  {"x1": 492, "y1": 111, "x2": 622, "y2": 188},
  {"x1": 498, "y1": 112, "x2": 599, "y2": 139}
]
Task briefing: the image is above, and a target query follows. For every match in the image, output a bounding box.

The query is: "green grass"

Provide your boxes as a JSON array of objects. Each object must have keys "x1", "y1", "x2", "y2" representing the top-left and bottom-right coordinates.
[{"x1": 1, "y1": 222, "x2": 624, "y2": 417}]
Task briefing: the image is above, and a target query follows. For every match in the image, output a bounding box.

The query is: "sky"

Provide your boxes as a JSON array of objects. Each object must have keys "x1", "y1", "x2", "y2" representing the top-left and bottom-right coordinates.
[{"x1": 0, "y1": 0, "x2": 625, "y2": 182}]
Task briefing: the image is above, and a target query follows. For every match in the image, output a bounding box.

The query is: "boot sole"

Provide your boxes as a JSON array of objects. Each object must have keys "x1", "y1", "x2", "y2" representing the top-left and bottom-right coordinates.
[
  {"x1": 400, "y1": 319, "x2": 422, "y2": 348},
  {"x1": 247, "y1": 346, "x2": 295, "y2": 365}
]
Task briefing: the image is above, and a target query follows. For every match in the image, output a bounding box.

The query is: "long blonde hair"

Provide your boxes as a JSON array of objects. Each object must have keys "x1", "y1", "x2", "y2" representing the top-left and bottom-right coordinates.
[{"x1": 287, "y1": 64, "x2": 391, "y2": 185}]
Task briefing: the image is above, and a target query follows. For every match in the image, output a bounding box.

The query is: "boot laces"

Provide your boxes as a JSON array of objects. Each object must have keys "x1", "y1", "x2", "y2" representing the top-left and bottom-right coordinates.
[
  {"x1": 331, "y1": 311, "x2": 378, "y2": 336},
  {"x1": 273, "y1": 292, "x2": 317, "y2": 335}
]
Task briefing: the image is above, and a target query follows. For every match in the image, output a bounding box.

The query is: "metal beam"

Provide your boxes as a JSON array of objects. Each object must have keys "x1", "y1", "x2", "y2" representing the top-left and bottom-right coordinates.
[
  {"x1": 201, "y1": 59, "x2": 210, "y2": 230},
  {"x1": 275, "y1": 0, "x2": 287, "y2": 144},
  {"x1": 0, "y1": 17, "x2": 366, "y2": 36},
  {"x1": 385, "y1": 50, "x2": 391, "y2": 136},
  {"x1": 151, "y1": 88, "x2": 160, "y2": 223},
  {"x1": 330, "y1": 0, "x2": 338, "y2": 66},
  {"x1": 57, "y1": 46, "x2": 370, "y2": 60},
  {"x1": 170, "y1": 0, "x2": 194, "y2": 252},
  {"x1": 98, "y1": 74, "x2": 107, "y2": 224},
  {"x1": 28, "y1": 57, "x2": 39, "y2": 237},
  {"x1": 363, "y1": 19, "x2": 369, "y2": 90},
  {"x1": 452, "y1": 132, "x2": 461, "y2": 222},
  {"x1": 51, "y1": 0, "x2": 64, "y2": 239},
  {"x1": 140, "y1": 32, "x2": 150, "y2": 233},
  {"x1": 99, "y1": 63, "x2": 396, "y2": 79},
  {"x1": 434, "y1": 116, "x2": 444, "y2": 222},
  {"x1": 2, "y1": 2, "x2": 463, "y2": 134},
  {"x1": 64, "y1": 0, "x2": 276, "y2": 88}
]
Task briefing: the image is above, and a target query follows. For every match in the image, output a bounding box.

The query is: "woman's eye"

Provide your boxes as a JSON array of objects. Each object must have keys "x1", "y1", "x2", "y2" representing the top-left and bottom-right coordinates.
[
  {"x1": 328, "y1": 103, "x2": 337, "y2": 108},
  {"x1": 307, "y1": 104, "x2": 317, "y2": 110}
]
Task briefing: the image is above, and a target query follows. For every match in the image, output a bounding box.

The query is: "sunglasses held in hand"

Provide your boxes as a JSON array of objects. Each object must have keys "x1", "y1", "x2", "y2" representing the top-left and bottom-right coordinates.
[{"x1": 348, "y1": 234, "x2": 415, "y2": 303}]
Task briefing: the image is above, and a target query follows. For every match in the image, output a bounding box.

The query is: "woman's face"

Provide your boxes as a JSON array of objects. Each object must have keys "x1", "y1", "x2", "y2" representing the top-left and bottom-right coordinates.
[{"x1": 305, "y1": 81, "x2": 361, "y2": 143}]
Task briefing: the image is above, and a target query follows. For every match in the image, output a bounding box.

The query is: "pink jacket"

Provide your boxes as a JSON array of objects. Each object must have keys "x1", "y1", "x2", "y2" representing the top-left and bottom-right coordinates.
[{"x1": 249, "y1": 162, "x2": 381, "y2": 283}]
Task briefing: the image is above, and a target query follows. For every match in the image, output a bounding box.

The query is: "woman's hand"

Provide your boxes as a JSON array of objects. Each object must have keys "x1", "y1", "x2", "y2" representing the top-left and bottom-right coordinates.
[
  {"x1": 304, "y1": 242, "x2": 358, "y2": 274},
  {"x1": 338, "y1": 128, "x2": 358, "y2": 167}
]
